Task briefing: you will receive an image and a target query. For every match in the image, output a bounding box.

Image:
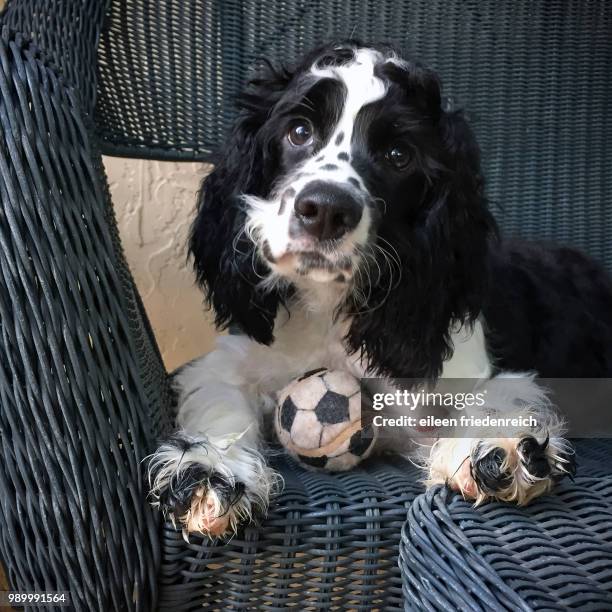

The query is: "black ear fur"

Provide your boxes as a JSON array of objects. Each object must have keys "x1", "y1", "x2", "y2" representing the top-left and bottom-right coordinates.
[
  {"x1": 189, "y1": 61, "x2": 292, "y2": 344},
  {"x1": 347, "y1": 103, "x2": 498, "y2": 380}
]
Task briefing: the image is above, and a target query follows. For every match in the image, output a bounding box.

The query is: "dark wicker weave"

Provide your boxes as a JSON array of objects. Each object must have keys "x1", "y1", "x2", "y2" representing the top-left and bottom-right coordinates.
[
  {"x1": 400, "y1": 440, "x2": 612, "y2": 611},
  {"x1": 0, "y1": 1, "x2": 609, "y2": 611},
  {"x1": 155, "y1": 444, "x2": 612, "y2": 611},
  {"x1": 159, "y1": 457, "x2": 423, "y2": 611},
  {"x1": 0, "y1": 2, "x2": 171, "y2": 610}
]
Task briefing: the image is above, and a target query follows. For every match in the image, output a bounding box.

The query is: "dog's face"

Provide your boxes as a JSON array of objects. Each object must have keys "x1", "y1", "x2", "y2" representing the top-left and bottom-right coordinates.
[
  {"x1": 191, "y1": 42, "x2": 496, "y2": 378},
  {"x1": 245, "y1": 47, "x2": 446, "y2": 287}
]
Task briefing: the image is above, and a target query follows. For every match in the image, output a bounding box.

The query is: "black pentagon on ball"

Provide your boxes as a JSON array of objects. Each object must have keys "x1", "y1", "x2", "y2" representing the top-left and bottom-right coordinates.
[
  {"x1": 280, "y1": 396, "x2": 298, "y2": 431},
  {"x1": 298, "y1": 454, "x2": 328, "y2": 468},
  {"x1": 314, "y1": 390, "x2": 350, "y2": 424},
  {"x1": 349, "y1": 424, "x2": 374, "y2": 456}
]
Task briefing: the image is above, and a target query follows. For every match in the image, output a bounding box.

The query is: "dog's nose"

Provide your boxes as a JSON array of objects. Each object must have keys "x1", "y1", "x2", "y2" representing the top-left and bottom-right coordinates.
[{"x1": 294, "y1": 181, "x2": 362, "y2": 241}]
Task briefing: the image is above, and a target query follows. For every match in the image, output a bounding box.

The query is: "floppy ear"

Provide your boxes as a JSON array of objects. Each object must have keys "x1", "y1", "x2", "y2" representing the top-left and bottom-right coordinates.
[
  {"x1": 347, "y1": 101, "x2": 497, "y2": 379},
  {"x1": 189, "y1": 62, "x2": 292, "y2": 344}
]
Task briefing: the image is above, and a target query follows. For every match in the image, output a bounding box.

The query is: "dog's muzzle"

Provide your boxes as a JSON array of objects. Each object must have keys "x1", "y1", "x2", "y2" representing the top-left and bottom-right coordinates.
[{"x1": 293, "y1": 180, "x2": 362, "y2": 242}]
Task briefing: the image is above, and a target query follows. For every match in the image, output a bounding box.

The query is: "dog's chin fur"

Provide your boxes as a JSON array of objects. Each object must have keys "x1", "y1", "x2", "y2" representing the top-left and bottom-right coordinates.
[{"x1": 149, "y1": 40, "x2": 612, "y2": 537}]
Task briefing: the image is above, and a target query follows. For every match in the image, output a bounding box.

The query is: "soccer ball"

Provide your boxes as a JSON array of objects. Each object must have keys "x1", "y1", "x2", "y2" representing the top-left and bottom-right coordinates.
[{"x1": 274, "y1": 368, "x2": 377, "y2": 471}]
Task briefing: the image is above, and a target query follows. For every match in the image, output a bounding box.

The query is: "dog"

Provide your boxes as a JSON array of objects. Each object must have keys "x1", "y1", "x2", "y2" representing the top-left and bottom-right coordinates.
[{"x1": 148, "y1": 41, "x2": 612, "y2": 537}]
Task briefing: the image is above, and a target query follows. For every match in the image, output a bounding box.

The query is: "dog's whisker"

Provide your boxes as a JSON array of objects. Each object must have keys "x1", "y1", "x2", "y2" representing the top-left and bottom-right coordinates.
[
  {"x1": 343, "y1": 241, "x2": 402, "y2": 317},
  {"x1": 377, "y1": 236, "x2": 403, "y2": 275},
  {"x1": 376, "y1": 242, "x2": 403, "y2": 292},
  {"x1": 372, "y1": 196, "x2": 387, "y2": 215}
]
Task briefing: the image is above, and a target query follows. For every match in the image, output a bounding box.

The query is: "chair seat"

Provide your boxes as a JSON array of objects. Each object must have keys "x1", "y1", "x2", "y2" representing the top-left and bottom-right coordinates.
[
  {"x1": 157, "y1": 440, "x2": 612, "y2": 611},
  {"x1": 158, "y1": 456, "x2": 423, "y2": 610}
]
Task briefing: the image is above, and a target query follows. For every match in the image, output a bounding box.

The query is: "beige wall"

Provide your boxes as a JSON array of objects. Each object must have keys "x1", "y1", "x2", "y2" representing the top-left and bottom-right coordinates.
[{"x1": 104, "y1": 157, "x2": 219, "y2": 371}]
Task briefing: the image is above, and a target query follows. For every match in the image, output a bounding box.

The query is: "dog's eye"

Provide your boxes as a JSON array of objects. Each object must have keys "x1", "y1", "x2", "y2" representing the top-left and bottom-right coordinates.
[
  {"x1": 385, "y1": 145, "x2": 411, "y2": 170},
  {"x1": 287, "y1": 120, "x2": 314, "y2": 147}
]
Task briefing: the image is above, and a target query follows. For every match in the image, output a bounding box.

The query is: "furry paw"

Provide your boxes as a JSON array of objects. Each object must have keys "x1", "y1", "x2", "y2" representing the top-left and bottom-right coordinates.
[
  {"x1": 147, "y1": 433, "x2": 280, "y2": 537},
  {"x1": 427, "y1": 434, "x2": 576, "y2": 505}
]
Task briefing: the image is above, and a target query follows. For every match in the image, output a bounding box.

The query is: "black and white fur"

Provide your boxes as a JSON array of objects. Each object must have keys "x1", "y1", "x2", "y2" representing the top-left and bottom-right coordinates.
[{"x1": 149, "y1": 42, "x2": 612, "y2": 537}]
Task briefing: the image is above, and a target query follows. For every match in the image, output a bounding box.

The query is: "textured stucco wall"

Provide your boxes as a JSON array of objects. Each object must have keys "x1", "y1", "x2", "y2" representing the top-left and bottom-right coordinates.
[{"x1": 104, "y1": 157, "x2": 219, "y2": 371}]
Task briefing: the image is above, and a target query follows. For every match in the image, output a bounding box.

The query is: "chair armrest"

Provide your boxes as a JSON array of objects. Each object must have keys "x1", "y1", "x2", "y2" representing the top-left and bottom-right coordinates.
[
  {"x1": 399, "y1": 440, "x2": 612, "y2": 610},
  {"x1": 0, "y1": 5, "x2": 172, "y2": 609}
]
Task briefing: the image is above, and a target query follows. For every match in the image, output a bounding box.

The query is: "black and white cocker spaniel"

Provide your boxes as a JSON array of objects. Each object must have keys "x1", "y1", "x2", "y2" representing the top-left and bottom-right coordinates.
[{"x1": 149, "y1": 41, "x2": 612, "y2": 537}]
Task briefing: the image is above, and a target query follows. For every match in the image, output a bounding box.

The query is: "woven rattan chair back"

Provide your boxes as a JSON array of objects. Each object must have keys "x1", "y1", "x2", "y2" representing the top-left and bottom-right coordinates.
[{"x1": 95, "y1": 0, "x2": 612, "y2": 269}]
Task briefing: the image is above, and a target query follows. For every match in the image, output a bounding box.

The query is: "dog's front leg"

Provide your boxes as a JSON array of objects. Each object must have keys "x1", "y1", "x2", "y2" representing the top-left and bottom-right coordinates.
[{"x1": 148, "y1": 337, "x2": 279, "y2": 537}]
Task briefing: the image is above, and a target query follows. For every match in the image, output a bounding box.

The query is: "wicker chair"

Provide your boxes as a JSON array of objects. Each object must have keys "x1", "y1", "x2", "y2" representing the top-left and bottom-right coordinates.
[{"x1": 0, "y1": 1, "x2": 610, "y2": 610}]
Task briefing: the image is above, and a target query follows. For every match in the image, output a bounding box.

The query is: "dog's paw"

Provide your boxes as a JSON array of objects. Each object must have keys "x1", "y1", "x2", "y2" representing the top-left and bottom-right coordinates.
[
  {"x1": 427, "y1": 434, "x2": 576, "y2": 505},
  {"x1": 156, "y1": 464, "x2": 245, "y2": 536},
  {"x1": 147, "y1": 433, "x2": 280, "y2": 537}
]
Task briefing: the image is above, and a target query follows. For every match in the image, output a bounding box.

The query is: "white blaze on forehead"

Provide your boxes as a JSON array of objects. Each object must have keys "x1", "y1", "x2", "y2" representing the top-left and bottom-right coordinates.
[{"x1": 311, "y1": 47, "x2": 388, "y2": 147}]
